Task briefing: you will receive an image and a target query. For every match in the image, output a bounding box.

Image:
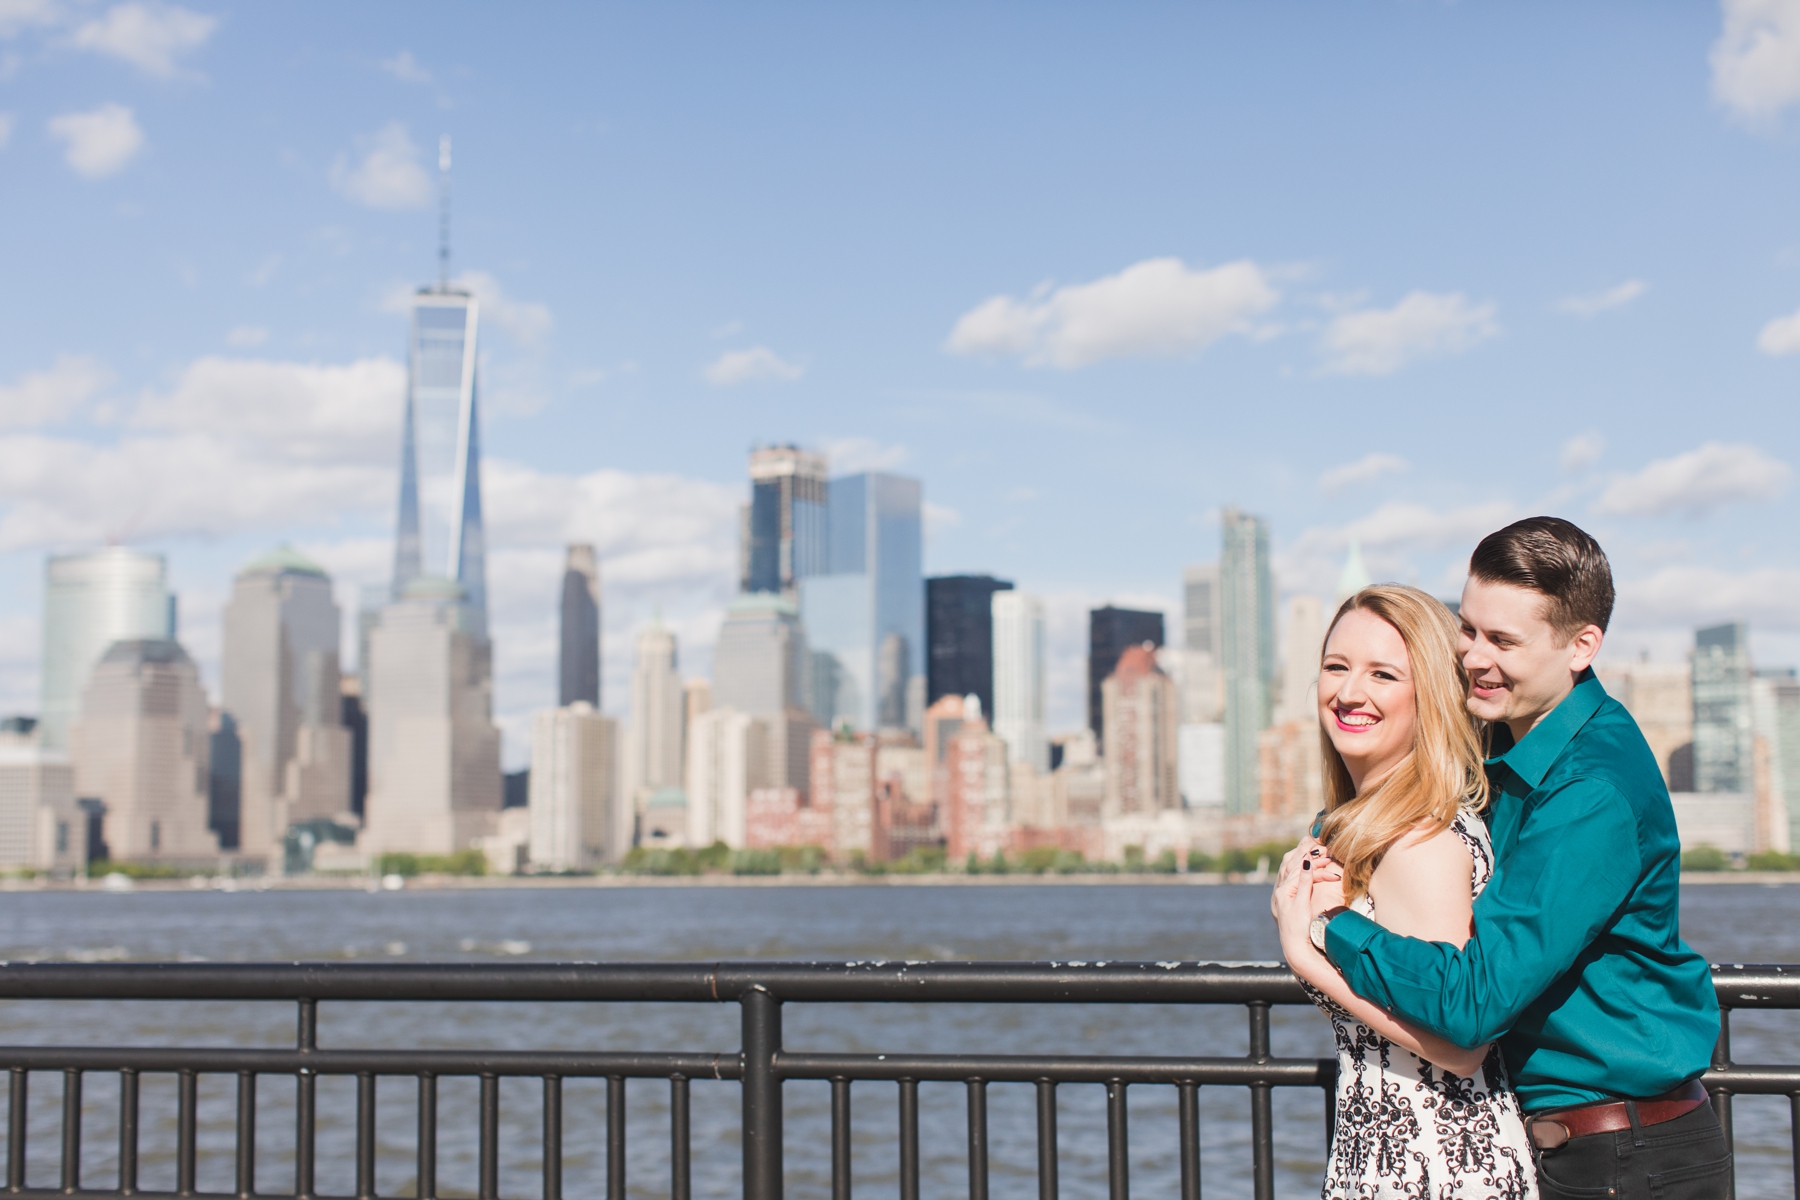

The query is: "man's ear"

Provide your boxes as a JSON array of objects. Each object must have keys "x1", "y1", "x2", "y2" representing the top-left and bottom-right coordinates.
[{"x1": 1567, "y1": 625, "x2": 1604, "y2": 673}]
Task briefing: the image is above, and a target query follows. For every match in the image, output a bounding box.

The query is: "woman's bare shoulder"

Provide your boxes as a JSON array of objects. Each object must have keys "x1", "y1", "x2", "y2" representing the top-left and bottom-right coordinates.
[{"x1": 1374, "y1": 822, "x2": 1472, "y2": 897}]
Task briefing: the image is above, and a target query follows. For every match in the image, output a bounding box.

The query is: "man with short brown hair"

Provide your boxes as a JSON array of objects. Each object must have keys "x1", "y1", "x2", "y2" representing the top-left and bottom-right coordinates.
[{"x1": 1277, "y1": 517, "x2": 1728, "y2": 1199}]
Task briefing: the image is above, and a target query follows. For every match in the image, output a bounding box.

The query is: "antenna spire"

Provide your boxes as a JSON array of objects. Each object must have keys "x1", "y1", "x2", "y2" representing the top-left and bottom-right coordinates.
[{"x1": 437, "y1": 134, "x2": 452, "y2": 290}]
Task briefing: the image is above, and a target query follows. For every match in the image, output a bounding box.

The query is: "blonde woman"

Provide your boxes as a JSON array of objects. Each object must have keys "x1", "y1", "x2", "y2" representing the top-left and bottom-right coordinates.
[{"x1": 1272, "y1": 585, "x2": 1535, "y2": 1199}]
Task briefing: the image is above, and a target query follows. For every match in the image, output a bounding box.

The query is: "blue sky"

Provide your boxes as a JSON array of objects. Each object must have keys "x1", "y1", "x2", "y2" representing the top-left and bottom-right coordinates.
[{"x1": 3, "y1": 2, "x2": 1800, "y2": 762}]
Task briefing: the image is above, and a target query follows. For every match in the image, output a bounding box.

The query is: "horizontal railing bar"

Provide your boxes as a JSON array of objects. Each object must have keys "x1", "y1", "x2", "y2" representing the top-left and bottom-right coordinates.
[
  {"x1": 0, "y1": 961, "x2": 1314, "y2": 1004},
  {"x1": 0, "y1": 1047, "x2": 740, "y2": 1078},
  {"x1": 779, "y1": 1053, "x2": 1333, "y2": 1086},
  {"x1": 1711, "y1": 964, "x2": 1800, "y2": 1008},
  {"x1": 1705, "y1": 1065, "x2": 1800, "y2": 1094},
  {"x1": 0, "y1": 961, "x2": 1783, "y2": 1006}
]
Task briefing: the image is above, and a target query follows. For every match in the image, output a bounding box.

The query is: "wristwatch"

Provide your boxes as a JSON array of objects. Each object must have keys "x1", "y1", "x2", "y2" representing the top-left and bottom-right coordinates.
[{"x1": 1309, "y1": 906, "x2": 1350, "y2": 953}]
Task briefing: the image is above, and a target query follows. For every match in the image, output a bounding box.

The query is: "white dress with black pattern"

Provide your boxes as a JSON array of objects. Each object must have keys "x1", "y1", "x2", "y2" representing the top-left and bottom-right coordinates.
[{"x1": 1304, "y1": 811, "x2": 1537, "y2": 1200}]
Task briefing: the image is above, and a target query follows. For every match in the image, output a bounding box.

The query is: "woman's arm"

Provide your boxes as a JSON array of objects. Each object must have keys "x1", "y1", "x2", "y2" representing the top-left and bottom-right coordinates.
[
  {"x1": 1273, "y1": 832, "x2": 1490, "y2": 1078},
  {"x1": 1281, "y1": 928, "x2": 1488, "y2": 1077}
]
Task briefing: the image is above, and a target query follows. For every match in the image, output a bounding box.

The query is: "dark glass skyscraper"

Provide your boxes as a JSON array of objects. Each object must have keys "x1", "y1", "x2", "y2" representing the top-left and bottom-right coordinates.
[
  {"x1": 927, "y1": 575, "x2": 1013, "y2": 720},
  {"x1": 1088, "y1": 606, "x2": 1165, "y2": 744},
  {"x1": 559, "y1": 544, "x2": 601, "y2": 708}
]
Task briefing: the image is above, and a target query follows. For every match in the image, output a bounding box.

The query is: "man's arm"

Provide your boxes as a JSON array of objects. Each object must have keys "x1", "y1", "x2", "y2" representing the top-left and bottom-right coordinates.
[{"x1": 1323, "y1": 781, "x2": 1641, "y2": 1048}]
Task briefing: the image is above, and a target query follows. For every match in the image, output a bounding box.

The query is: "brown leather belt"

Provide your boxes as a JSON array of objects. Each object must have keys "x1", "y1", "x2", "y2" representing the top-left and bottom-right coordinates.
[{"x1": 1525, "y1": 1080, "x2": 1710, "y2": 1150}]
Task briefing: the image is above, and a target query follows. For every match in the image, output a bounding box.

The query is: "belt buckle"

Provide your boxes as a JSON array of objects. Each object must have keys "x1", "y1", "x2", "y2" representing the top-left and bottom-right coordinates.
[{"x1": 1526, "y1": 1116, "x2": 1571, "y2": 1150}]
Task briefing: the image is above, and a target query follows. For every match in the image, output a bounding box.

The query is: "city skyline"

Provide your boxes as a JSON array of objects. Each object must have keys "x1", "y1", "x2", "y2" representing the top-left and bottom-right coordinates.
[{"x1": 3, "y1": 5, "x2": 1800, "y2": 768}]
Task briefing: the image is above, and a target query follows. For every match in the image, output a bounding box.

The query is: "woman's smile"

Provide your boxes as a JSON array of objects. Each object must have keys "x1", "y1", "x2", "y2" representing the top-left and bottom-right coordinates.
[{"x1": 1332, "y1": 705, "x2": 1381, "y2": 731}]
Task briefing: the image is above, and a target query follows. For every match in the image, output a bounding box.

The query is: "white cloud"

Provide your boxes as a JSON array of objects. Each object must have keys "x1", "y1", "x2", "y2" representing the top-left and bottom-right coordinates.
[
  {"x1": 72, "y1": 3, "x2": 216, "y2": 78},
  {"x1": 0, "y1": 0, "x2": 60, "y2": 38},
  {"x1": 1758, "y1": 305, "x2": 1800, "y2": 354},
  {"x1": 380, "y1": 50, "x2": 431, "y2": 85},
  {"x1": 1560, "y1": 431, "x2": 1606, "y2": 472},
  {"x1": 821, "y1": 436, "x2": 908, "y2": 474},
  {"x1": 455, "y1": 270, "x2": 552, "y2": 345},
  {"x1": 1317, "y1": 452, "x2": 1408, "y2": 494},
  {"x1": 225, "y1": 326, "x2": 267, "y2": 347},
  {"x1": 1712, "y1": 0, "x2": 1800, "y2": 122},
  {"x1": 0, "y1": 112, "x2": 13, "y2": 148},
  {"x1": 1618, "y1": 564, "x2": 1800, "y2": 631},
  {"x1": 133, "y1": 355, "x2": 404, "y2": 463},
  {"x1": 945, "y1": 257, "x2": 1280, "y2": 369},
  {"x1": 1277, "y1": 500, "x2": 1518, "y2": 597},
  {"x1": 1596, "y1": 442, "x2": 1791, "y2": 517},
  {"x1": 923, "y1": 501, "x2": 961, "y2": 534},
  {"x1": 1320, "y1": 291, "x2": 1499, "y2": 376},
  {"x1": 704, "y1": 346, "x2": 804, "y2": 386},
  {"x1": 0, "y1": 356, "x2": 112, "y2": 429},
  {"x1": 47, "y1": 103, "x2": 144, "y2": 178},
  {"x1": 330, "y1": 122, "x2": 432, "y2": 211},
  {"x1": 1556, "y1": 280, "x2": 1648, "y2": 317}
]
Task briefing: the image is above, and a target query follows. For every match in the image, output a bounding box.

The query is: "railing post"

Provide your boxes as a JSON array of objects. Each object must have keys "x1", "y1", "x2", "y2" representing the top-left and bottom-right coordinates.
[
  {"x1": 1712, "y1": 1009, "x2": 1734, "y2": 1200},
  {"x1": 741, "y1": 987, "x2": 783, "y2": 1200},
  {"x1": 59, "y1": 1069, "x2": 80, "y2": 1195},
  {"x1": 9, "y1": 1068, "x2": 25, "y2": 1194},
  {"x1": 1247, "y1": 1001, "x2": 1273, "y2": 1200}
]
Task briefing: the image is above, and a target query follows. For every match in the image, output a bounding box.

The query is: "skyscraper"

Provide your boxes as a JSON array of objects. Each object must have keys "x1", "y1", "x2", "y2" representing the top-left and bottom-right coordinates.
[
  {"x1": 1101, "y1": 645, "x2": 1180, "y2": 817},
  {"x1": 39, "y1": 547, "x2": 174, "y2": 752},
  {"x1": 71, "y1": 639, "x2": 220, "y2": 862},
  {"x1": 800, "y1": 472, "x2": 924, "y2": 733},
  {"x1": 991, "y1": 590, "x2": 1047, "y2": 771},
  {"x1": 714, "y1": 593, "x2": 807, "y2": 716},
  {"x1": 527, "y1": 702, "x2": 619, "y2": 871},
  {"x1": 221, "y1": 545, "x2": 351, "y2": 865},
  {"x1": 741, "y1": 445, "x2": 828, "y2": 597},
  {"x1": 685, "y1": 708, "x2": 769, "y2": 848},
  {"x1": 712, "y1": 593, "x2": 815, "y2": 796},
  {"x1": 1694, "y1": 622, "x2": 1753, "y2": 793},
  {"x1": 628, "y1": 622, "x2": 685, "y2": 799},
  {"x1": 1181, "y1": 564, "x2": 1223, "y2": 722},
  {"x1": 559, "y1": 544, "x2": 601, "y2": 708},
  {"x1": 360, "y1": 579, "x2": 502, "y2": 856},
  {"x1": 1087, "y1": 606, "x2": 1164, "y2": 745},
  {"x1": 1221, "y1": 507, "x2": 1275, "y2": 816},
  {"x1": 391, "y1": 286, "x2": 488, "y2": 636},
  {"x1": 926, "y1": 575, "x2": 1013, "y2": 719}
]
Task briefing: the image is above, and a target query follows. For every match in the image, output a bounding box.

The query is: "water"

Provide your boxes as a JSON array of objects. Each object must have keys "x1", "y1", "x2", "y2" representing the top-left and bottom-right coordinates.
[{"x1": 0, "y1": 881, "x2": 1794, "y2": 1199}]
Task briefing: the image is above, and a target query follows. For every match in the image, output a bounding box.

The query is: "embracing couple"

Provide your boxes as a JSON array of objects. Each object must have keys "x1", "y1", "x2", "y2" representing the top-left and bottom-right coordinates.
[{"x1": 1271, "y1": 517, "x2": 1728, "y2": 1200}]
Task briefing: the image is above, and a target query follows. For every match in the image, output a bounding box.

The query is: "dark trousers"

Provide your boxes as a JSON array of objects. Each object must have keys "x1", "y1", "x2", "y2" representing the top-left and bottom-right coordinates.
[{"x1": 1533, "y1": 1103, "x2": 1731, "y2": 1199}]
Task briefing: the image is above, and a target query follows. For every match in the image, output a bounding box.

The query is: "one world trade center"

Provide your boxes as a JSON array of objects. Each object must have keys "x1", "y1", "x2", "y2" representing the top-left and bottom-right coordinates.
[
  {"x1": 390, "y1": 143, "x2": 487, "y2": 637},
  {"x1": 391, "y1": 286, "x2": 486, "y2": 636}
]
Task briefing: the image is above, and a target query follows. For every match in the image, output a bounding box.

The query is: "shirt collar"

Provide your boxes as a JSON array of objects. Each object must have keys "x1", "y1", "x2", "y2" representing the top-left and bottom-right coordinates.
[{"x1": 1486, "y1": 668, "x2": 1606, "y2": 790}]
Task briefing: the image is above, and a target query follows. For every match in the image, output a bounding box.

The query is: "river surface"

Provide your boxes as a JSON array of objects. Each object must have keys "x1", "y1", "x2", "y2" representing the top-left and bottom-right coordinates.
[{"x1": 0, "y1": 882, "x2": 1794, "y2": 1199}]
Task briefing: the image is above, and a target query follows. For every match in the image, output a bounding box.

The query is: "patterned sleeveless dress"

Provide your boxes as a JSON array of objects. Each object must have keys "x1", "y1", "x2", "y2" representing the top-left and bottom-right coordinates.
[{"x1": 1304, "y1": 811, "x2": 1537, "y2": 1200}]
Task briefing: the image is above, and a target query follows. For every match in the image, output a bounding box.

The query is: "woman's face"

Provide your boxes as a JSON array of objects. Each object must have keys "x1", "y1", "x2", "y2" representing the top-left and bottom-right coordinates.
[{"x1": 1318, "y1": 607, "x2": 1418, "y2": 788}]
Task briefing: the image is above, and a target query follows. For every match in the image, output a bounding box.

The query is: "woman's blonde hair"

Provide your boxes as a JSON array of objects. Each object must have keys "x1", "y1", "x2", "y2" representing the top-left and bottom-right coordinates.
[{"x1": 1316, "y1": 584, "x2": 1488, "y2": 902}]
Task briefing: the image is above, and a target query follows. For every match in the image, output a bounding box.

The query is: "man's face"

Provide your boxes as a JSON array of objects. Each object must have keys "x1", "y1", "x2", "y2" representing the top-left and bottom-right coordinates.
[{"x1": 1458, "y1": 577, "x2": 1603, "y2": 737}]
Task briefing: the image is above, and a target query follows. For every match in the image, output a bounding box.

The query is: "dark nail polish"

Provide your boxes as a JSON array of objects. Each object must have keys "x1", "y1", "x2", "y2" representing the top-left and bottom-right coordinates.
[{"x1": 1302, "y1": 861, "x2": 1311, "y2": 871}]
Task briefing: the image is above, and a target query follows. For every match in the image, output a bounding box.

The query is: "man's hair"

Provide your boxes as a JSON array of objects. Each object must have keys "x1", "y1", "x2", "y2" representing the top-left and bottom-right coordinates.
[{"x1": 1468, "y1": 517, "x2": 1614, "y2": 636}]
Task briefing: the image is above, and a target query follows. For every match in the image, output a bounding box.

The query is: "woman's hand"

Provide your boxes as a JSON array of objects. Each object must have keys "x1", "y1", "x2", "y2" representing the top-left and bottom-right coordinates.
[{"x1": 1272, "y1": 839, "x2": 1327, "y2": 965}]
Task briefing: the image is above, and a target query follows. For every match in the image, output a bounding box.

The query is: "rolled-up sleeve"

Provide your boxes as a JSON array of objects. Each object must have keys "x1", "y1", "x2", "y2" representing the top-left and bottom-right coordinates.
[{"x1": 1323, "y1": 780, "x2": 1641, "y2": 1049}]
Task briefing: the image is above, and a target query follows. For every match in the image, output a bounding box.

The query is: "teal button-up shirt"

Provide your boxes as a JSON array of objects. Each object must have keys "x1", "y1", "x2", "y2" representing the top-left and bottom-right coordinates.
[{"x1": 1323, "y1": 670, "x2": 1719, "y2": 1112}]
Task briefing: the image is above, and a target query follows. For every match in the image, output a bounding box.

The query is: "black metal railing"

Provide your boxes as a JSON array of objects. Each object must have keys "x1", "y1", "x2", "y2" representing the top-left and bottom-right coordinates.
[{"x1": 0, "y1": 961, "x2": 1792, "y2": 1200}]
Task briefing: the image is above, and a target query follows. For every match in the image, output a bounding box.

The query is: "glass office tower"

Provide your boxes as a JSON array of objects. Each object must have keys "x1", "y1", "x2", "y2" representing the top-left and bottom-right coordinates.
[
  {"x1": 801, "y1": 472, "x2": 924, "y2": 733},
  {"x1": 40, "y1": 547, "x2": 174, "y2": 752},
  {"x1": 392, "y1": 287, "x2": 488, "y2": 637},
  {"x1": 1221, "y1": 507, "x2": 1276, "y2": 815},
  {"x1": 741, "y1": 445, "x2": 828, "y2": 598}
]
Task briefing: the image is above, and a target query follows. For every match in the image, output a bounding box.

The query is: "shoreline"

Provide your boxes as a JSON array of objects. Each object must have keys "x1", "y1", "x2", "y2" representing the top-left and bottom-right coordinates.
[{"x1": 6, "y1": 870, "x2": 1797, "y2": 892}]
